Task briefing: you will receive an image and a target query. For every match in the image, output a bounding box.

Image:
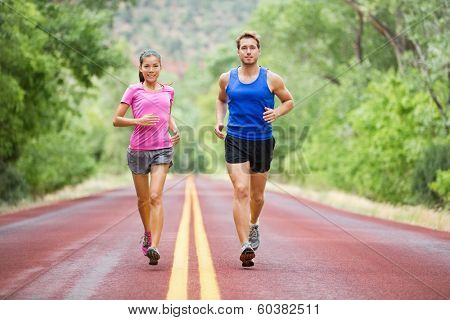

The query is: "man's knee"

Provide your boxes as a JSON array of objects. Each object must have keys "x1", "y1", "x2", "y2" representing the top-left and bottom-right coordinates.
[
  {"x1": 234, "y1": 183, "x2": 249, "y2": 200},
  {"x1": 251, "y1": 193, "x2": 264, "y2": 205}
]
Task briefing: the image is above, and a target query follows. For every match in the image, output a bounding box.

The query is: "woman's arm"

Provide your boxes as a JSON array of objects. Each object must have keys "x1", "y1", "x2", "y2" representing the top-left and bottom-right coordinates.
[
  {"x1": 168, "y1": 115, "x2": 180, "y2": 145},
  {"x1": 112, "y1": 103, "x2": 159, "y2": 127}
]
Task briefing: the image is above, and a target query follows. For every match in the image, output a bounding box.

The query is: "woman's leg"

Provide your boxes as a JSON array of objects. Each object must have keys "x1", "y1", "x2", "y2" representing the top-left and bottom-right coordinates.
[
  {"x1": 131, "y1": 173, "x2": 151, "y2": 232},
  {"x1": 149, "y1": 164, "x2": 170, "y2": 248}
]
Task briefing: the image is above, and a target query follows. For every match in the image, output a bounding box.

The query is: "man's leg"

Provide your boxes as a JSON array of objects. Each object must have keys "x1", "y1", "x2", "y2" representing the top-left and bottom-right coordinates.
[
  {"x1": 247, "y1": 137, "x2": 274, "y2": 250},
  {"x1": 249, "y1": 171, "x2": 268, "y2": 224},
  {"x1": 226, "y1": 162, "x2": 251, "y2": 245}
]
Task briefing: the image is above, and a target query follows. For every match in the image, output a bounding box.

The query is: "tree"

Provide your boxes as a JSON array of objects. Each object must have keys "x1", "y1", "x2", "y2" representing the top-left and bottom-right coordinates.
[
  {"x1": 0, "y1": 0, "x2": 130, "y2": 201},
  {"x1": 244, "y1": 0, "x2": 448, "y2": 205},
  {"x1": 344, "y1": 0, "x2": 449, "y2": 134}
]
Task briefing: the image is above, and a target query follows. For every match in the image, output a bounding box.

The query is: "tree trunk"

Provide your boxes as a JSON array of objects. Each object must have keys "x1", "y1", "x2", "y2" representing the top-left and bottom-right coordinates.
[
  {"x1": 344, "y1": 0, "x2": 448, "y2": 134},
  {"x1": 344, "y1": 0, "x2": 405, "y2": 69},
  {"x1": 352, "y1": 10, "x2": 364, "y2": 63}
]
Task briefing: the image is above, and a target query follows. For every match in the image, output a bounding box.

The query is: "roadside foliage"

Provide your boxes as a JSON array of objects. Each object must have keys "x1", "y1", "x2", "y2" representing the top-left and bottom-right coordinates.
[{"x1": 0, "y1": 0, "x2": 448, "y2": 208}]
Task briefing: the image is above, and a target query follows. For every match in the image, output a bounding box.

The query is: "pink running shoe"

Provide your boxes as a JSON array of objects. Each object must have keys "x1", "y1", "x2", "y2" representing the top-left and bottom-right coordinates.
[
  {"x1": 141, "y1": 231, "x2": 152, "y2": 255},
  {"x1": 146, "y1": 247, "x2": 160, "y2": 265}
]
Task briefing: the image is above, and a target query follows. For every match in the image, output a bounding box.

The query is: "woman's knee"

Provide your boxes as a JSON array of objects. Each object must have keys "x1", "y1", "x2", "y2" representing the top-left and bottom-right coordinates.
[
  {"x1": 137, "y1": 195, "x2": 150, "y2": 207},
  {"x1": 149, "y1": 192, "x2": 162, "y2": 206}
]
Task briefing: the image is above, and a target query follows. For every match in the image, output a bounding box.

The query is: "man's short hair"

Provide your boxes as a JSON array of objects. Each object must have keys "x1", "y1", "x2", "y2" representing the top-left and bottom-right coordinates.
[{"x1": 236, "y1": 31, "x2": 261, "y2": 49}]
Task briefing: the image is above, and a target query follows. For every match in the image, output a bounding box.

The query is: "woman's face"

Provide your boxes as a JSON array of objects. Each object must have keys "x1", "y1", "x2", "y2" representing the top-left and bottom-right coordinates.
[{"x1": 139, "y1": 55, "x2": 161, "y2": 83}]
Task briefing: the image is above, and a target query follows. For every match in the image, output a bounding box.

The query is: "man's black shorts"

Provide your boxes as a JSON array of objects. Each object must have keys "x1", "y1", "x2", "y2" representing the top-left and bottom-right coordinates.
[{"x1": 225, "y1": 135, "x2": 275, "y2": 173}]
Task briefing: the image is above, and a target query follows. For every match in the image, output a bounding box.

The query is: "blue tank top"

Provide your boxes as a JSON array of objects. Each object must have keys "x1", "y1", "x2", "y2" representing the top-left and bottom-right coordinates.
[{"x1": 226, "y1": 66, "x2": 275, "y2": 140}]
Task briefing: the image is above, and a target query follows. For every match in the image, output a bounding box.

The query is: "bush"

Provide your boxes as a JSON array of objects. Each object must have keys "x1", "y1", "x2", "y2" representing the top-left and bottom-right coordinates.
[
  {"x1": 429, "y1": 170, "x2": 450, "y2": 206},
  {"x1": 303, "y1": 70, "x2": 444, "y2": 204},
  {"x1": 412, "y1": 143, "x2": 450, "y2": 206},
  {"x1": 0, "y1": 161, "x2": 29, "y2": 204},
  {"x1": 16, "y1": 132, "x2": 96, "y2": 196}
]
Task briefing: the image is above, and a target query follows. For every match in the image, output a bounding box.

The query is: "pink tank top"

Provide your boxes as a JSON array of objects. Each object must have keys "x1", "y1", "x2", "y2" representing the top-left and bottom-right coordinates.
[{"x1": 121, "y1": 83, "x2": 174, "y2": 150}]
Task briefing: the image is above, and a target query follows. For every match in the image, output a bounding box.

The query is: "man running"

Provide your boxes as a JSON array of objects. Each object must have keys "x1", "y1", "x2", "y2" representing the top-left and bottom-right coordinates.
[{"x1": 214, "y1": 31, "x2": 294, "y2": 267}]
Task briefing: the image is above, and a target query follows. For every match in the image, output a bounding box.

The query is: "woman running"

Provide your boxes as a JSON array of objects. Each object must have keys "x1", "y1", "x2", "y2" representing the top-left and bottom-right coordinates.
[{"x1": 113, "y1": 49, "x2": 180, "y2": 265}]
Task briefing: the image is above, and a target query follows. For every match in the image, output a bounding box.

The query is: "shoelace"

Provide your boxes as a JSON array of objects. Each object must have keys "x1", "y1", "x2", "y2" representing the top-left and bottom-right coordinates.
[
  {"x1": 140, "y1": 233, "x2": 151, "y2": 247},
  {"x1": 249, "y1": 226, "x2": 259, "y2": 240},
  {"x1": 241, "y1": 242, "x2": 251, "y2": 251}
]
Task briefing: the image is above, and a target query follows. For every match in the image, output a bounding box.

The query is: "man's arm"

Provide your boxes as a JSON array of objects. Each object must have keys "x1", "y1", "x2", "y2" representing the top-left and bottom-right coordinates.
[
  {"x1": 214, "y1": 72, "x2": 230, "y2": 139},
  {"x1": 263, "y1": 71, "x2": 294, "y2": 123}
]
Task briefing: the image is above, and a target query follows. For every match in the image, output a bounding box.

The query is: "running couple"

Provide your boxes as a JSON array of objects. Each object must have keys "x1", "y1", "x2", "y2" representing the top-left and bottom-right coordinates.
[{"x1": 113, "y1": 31, "x2": 294, "y2": 267}]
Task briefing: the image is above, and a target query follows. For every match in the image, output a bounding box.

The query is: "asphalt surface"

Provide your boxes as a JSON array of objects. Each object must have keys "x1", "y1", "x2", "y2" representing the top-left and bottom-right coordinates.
[{"x1": 1, "y1": 175, "x2": 449, "y2": 300}]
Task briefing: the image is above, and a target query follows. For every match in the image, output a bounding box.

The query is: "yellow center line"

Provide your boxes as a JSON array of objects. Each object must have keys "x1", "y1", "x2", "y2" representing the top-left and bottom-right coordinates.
[
  {"x1": 191, "y1": 176, "x2": 221, "y2": 300},
  {"x1": 166, "y1": 176, "x2": 220, "y2": 300},
  {"x1": 166, "y1": 177, "x2": 192, "y2": 300}
]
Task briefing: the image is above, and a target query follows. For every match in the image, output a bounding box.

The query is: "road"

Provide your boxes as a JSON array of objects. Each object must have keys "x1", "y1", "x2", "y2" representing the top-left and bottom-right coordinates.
[{"x1": 1, "y1": 175, "x2": 449, "y2": 299}]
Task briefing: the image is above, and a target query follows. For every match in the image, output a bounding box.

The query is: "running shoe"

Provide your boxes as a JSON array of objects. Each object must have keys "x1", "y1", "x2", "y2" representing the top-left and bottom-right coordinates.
[
  {"x1": 248, "y1": 224, "x2": 260, "y2": 250},
  {"x1": 240, "y1": 242, "x2": 255, "y2": 267},
  {"x1": 141, "y1": 231, "x2": 152, "y2": 256},
  {"x1": 146, "y1": 247, "x2": 160, "y2": 265},
  {"x1": 242, "y1": 260, "x2": 255, "y2": 267}
]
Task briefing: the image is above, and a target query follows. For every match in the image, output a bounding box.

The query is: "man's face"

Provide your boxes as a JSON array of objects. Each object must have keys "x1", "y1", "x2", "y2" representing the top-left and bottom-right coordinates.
[{"x1": 238, "y1": 37, "x2": 260, "y2": 65}]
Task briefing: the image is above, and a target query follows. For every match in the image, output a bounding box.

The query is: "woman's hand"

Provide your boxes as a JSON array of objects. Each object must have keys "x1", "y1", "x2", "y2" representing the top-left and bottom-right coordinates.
[
  {"x1": 170, "y1": 130, "x2": 180, "y2": 145},
  {"x1": 136, "y1": 114, "x2": 160, "y2": 126}
]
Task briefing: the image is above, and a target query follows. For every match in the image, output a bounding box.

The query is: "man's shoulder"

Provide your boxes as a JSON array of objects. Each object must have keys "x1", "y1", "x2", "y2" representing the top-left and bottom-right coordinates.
[
  {"x1": 266, "y1": 69, "x2": 284, "y2": 86},
  {"x1": 219, "y1": 70, "x2": 231, "y2": 80},
  {"x1": 266, "y1": 69, "x2": 282, "y2": 79},
  {"x1": 218, "y1": 71, "x2": 231, "y2": 88}
]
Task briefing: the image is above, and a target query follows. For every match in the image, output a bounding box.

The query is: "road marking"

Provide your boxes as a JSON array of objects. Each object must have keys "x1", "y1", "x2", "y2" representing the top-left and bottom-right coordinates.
[
  {"x1": 166, "y1": 177, "x2": 192, "y2": 299},
  {"x1": 191, "y1": 177, "x2": 221, "y2": 300}
]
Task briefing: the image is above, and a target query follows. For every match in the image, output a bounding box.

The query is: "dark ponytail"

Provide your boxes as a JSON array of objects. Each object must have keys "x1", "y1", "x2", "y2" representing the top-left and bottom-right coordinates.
[{"x1": 139, "y1": 71, "x2": 144, "y2": 82}]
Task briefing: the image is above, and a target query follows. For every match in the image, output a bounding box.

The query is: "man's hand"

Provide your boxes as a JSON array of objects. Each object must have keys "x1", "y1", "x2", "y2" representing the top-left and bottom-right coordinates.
[
  {"x1": 214, "y1": 123, "x2": 225, "y2": 139},
  {"x1": 263, "y1": 107, "x2": 278, "y2": 123}
]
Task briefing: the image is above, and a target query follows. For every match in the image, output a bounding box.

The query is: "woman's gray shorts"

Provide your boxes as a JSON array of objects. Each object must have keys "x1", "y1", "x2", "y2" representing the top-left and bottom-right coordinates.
[{"x1": 127, "y1": 147, "x2": 173, "y2": 175}]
